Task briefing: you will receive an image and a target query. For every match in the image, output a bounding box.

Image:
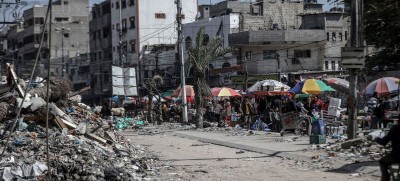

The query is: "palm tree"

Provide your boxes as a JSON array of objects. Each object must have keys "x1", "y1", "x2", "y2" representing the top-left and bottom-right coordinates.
[{"x1": 187, "y1": 27, "x2": 230, "y2": 128}]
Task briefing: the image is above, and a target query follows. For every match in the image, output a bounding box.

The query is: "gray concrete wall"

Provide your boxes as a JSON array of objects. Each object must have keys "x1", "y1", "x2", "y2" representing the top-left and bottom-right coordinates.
[
  {"x1": 263, "y1": 0, "x2": 304, "y2": 30},
  {"x1": 210, "y1": 1, "x2": 252, "y2": 18}
]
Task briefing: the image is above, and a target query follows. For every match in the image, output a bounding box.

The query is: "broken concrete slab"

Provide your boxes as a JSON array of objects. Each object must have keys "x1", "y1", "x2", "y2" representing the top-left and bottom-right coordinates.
[
  {"x1": 340, "y1": 138, "x2": 364, "y2": 149},
  {"x1": 29, "y1": 97, "x2": 45, "y2": 112}
]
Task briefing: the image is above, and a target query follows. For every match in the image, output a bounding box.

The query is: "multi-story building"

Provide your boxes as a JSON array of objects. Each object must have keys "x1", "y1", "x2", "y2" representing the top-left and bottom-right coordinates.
[
  {"x1": 109, "y1": 0, "x2": 198, "y2": 91},
  {"x1": 183, "y1": 14, "x2": 240, "y2": 87},
  {"x1": 6, "y1": 0, "x2": 90, "y2": 78},
  {"x1": 89, "y1": 0, "x2": 112, "y2": 103},
  {"x1": 300, "y1": 4, "x2": 350, "y2": 71}
]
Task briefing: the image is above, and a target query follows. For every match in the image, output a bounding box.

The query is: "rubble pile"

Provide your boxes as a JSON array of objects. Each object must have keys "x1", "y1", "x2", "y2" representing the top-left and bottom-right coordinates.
[
  {"x1": 297, "y1": 137, "x2": 384, "y2": 171},
  {"x1": 0, "y1": 73, "x2": 160, "y2": 180},
  {"x1": 0, "y1": 125, "x2": 157, "y2": 180}
]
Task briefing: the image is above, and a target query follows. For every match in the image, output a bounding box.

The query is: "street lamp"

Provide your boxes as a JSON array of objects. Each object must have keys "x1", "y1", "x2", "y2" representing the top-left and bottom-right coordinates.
[{"x1": 54, "y1": 27, "x2": 70, "y2": 78}]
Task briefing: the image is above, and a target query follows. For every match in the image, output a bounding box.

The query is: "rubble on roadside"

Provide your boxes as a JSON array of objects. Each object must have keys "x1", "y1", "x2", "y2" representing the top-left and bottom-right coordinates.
[
  {"x1": 0, "y1": 64, "x2": 162, "y2": 180},
  {"x1": 293, "y1": 135, "x2": 384, "y2": 173}
]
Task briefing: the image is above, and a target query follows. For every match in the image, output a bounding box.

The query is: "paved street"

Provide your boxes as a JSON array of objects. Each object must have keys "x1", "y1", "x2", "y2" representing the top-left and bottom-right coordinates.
[{"x1": 122, "y1": 127, "x2": 380, "y2": 181}]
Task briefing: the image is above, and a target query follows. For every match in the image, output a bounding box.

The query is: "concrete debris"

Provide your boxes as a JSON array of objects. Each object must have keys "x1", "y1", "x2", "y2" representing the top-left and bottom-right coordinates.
[
  {"x1": 29, "y1": 97, "x2": 46, "y2": 112},
  {"x1": 340, "y1": 138, "x2": 364, "y2": 149},
  {"x1": 0, "y1": 75, "x2": 161, "y2": 180}
]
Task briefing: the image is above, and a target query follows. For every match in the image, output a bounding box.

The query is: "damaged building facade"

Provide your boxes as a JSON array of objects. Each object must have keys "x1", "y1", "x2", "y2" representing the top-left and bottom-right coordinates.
[
  {"x1": 191, "y1": 0, "x2": 349, "y2": 87},
  {"x1": 5, "y1": 0, "x2": 90, "y2": 78},
  {"x1": 89, "y1": 0, "x2": 113, "y2": 104}
]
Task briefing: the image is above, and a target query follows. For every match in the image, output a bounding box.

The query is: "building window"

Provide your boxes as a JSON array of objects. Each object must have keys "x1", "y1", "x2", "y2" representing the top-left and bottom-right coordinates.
[
  {"x1": 245, "y1": 51, "x2": 252, "y2": 60},
  {"x1": 34, "y1": 18, "x2": 44, "y2": 25},
  {"x1": 122, "y1": 0, "x2": 127, "y2": 8},
  {"x1": 122, "y1": 19, "x2": 127, "y2": 30},
  {"x1": 116, "y1": 1, "x2": 120, "y2": 9},
  {"x1": 63, "y1": 33, "x2": 69, "y2": 38},
  {"x1": 185, "y1": 37, "x2": 192, "y2": 49},
  {"x1": 97, "y1": 30, "x2": 101, "y2": 39},
  {"x1": 326, "y1": 32, "x2": 329, "y2": 41},
  {"x1": 345, "y1": 31, "x2": 348, "y2": 40},
  {"x1": 263, "y1": 50, "x2": 277, "y2": 60},
  {"x1": 155, "y1": 13, "x2": 166, "y2": 19},
  {"x1": 130, "y1": 39, "x2": 136, "y2": 53},
  {"x1": 116, "y1": 23, "x2": 120, "y2": 31},
  {"x1": 55, "y1": 17, "x2": 69, "y2": 22},
  {"x1": 292, "y1": 57, "x2": 300, "y2": 64},
  {"x1": 111, "y1": 3, "x2": 114, "y2": 8},
  {"x1": 129, "y1": 0, "x2": 135, "y2": 6},
  {"x1": 203, "y1": 34, "x2": 209, "y2": 46},
  {"x1": 325, "y1": 61, "x2": 329, "y2": 70},
  {"x1": 339, "y1": 32, "x2": 343, "y2": 41},
  {"x1": 331, "y1": 61, "x2": 336, "y2": 70},
  {"x1": 294, "y1": 50, "x2": 311, "y2": 58},
  {"x1": 63, "y1": 1, "x2": 68, "y2": 5},
  {"x1": 332, "y1": 32, "x2": 336, "y2": 41},
  {"x1": 103, "y1": 27, "x2": 110, "y2": 38},
  {"x1": 112, "y1": 24, "x2": 115, "y2": 30},
  {"x1": 129, "y1": 16, "x2": 136, "y2": 28}
]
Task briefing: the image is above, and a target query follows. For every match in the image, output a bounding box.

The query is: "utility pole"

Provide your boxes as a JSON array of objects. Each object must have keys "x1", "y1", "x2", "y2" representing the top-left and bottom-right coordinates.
[
  {"x1": 118, "y1": 0, "x2": 123, "y2": 67},
  {"x1": 155, "y1": 51, "x2": 159, "y2": 74},
  {"x1": 347, "y1": 0, "x2": 363, "y2": 139},
  {"x1": 61, "y1": 30, "x2": 64, "y2": 78},
  {"x1": 176, "y1": 0, "x2": 188, "y2": 123},
  {"x1": 276, "y1": 53, "x2": 281, "y2": 82}
]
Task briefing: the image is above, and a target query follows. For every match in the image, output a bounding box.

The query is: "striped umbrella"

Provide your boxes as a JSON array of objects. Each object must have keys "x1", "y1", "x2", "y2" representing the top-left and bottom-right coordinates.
[
  {"x1": 212, "y1": 87, "x2": 241, "y2": 97},
  {"x1": 289, "y1": 79, "x2": 335, "y2": 95},
  {"x1": 361, "y1": 77, "x2": 400, "y2": 96}
]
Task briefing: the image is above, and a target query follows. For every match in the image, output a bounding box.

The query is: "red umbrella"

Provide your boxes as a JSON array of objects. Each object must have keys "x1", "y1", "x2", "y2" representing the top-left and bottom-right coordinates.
[
  {"x1": 171, "y1": 85, "x2": 195, "y2": 97},
  {"x1": 212, "y1": 87, "x2": 241, "y2": 97}
]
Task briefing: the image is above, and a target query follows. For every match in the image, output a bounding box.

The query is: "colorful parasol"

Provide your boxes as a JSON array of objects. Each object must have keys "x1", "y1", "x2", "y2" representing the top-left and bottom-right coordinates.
[
  {"x1": 171, "y1": 85, "x2": 195, "y2": 97},
  {"x1": 212, "y1": 87, "x2": 241, "y2": 97},
  {"x1": 361, "y1": 77, "x2": 400, "y2": 96},
  {"x1": 289, "y1": 79, "x2": 335, "y2": 94}
]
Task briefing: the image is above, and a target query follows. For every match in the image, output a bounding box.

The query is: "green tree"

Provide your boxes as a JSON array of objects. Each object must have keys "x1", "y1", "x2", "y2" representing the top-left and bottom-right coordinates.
[
  {"x1": 364, "y1": 0, "x2": 400, "y2": 71},
  {"x1": 328, "y1": 0, "x2": 400, "y2": 71},
  {"x1": 187, "y1": 27, "x2": 229, "y2": 128}
]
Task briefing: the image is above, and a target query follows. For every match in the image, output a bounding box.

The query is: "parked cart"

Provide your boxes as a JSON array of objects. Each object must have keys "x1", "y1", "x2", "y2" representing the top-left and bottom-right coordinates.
[{"x1": 279, "y1": 112, "x2": 310, "y2": 136}]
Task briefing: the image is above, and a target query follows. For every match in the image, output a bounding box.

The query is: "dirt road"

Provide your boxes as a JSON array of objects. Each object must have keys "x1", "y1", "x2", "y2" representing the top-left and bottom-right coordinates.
[{"x1": 122, "y1": 130, "x2": 378, "y2": 181}]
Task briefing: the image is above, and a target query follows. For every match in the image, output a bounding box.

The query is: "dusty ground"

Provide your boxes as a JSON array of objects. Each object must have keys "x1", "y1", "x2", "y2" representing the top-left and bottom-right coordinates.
[{"x1": 122, "y1": 129, "x2": 379, "y2": 181}]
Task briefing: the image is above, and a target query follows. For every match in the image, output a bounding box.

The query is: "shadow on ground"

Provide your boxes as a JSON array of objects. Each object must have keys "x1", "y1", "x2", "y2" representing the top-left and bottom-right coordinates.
[{"x1": 326, "y1": 161, "x2": 379, "y2": 174}]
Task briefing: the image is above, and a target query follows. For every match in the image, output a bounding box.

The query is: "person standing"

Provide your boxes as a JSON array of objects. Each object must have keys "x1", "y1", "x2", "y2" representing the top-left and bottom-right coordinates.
[
  {"x1": 242, "y1": 98, "x2": 253, "y2": 129},
  {"x1": 375, "y1": 115, "x2": 400, "y2": 181}
]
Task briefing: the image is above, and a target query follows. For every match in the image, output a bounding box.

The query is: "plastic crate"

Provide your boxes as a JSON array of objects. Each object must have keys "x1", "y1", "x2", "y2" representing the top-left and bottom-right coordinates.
[{"x1": 309, "y1": 135, "x2": 326, "y2": 144}]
